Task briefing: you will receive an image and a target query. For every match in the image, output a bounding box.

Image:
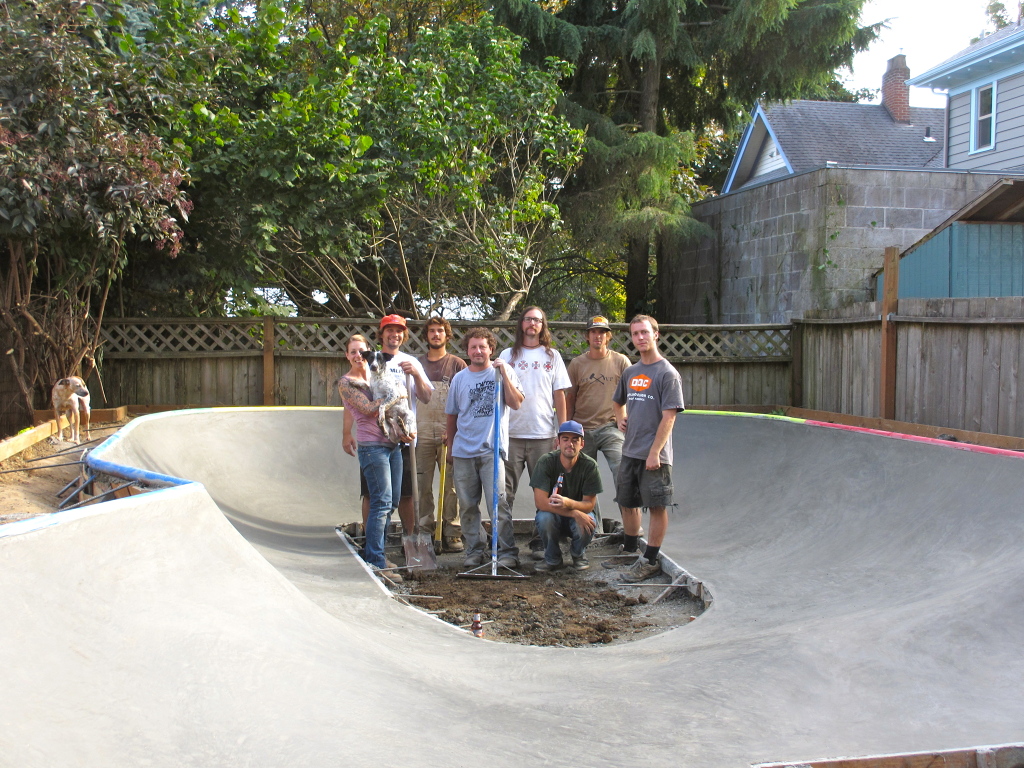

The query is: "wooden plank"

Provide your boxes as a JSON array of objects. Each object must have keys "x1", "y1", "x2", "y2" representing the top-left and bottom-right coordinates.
[
  {"x1": 980, "y1": 311, "x2": 1003, "y2": 434},
  {"x1": 789, "y1": 322, "x2": 803, "y2": 407},
  {"x1": 263, "y1": 316, "x2": 275, "y2": 405},
  {"x1": 996, "y1": 298, "x2": 1022, "y2": 435},
  {"x1": 879, "y1": 246, "x2": 900, "y2": 420},
  {"x1": 200, "y1": 357, "x2": 216, "y2": 406},
  {"x1": 964, "y1": 300, "x2": 987, "y2": 432},
  {"x1": 948, "y1": 300, "x2": 970, "y2": 431},
  {"x1": 0, "y1": 422, "x2": 59, "y2": 462}
]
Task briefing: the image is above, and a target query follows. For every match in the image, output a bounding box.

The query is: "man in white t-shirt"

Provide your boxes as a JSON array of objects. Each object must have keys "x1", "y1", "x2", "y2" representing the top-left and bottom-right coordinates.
[
  {"x1": 499, "y1": 306, "x2": 570, "y2": 557},
  {"x1": 377, "y1": 314, "x2": 434, "y2": 536}
]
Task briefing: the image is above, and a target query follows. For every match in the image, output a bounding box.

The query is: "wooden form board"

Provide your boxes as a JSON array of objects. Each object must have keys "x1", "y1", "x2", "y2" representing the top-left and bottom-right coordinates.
[{"x1": 754, "y1": 741, "x2": 1024, "y2": 768}]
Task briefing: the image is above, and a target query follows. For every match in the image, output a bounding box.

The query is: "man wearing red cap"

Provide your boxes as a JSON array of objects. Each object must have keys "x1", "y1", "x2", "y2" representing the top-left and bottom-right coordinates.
[{"x1": 377, "y1": 314, "x2": 433, "y2": 535}]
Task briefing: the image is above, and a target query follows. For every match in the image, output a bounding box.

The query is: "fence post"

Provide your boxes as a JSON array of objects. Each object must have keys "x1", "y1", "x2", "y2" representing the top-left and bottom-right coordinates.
[
  {"x1": 263, "y1": 316, "x2": 275, "y2": 406},
  {"x1": 879, "y1": 246, "x2": 900, "y2": 420},
  {"x1": 789, "y1": 321, "x2": 803, "y2": 408}
]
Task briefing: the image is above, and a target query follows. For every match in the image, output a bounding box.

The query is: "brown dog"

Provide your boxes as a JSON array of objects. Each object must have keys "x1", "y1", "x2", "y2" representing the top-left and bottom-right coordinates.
[{"x1": 52, "y1": 376, "x2": 91, "y2": 444}]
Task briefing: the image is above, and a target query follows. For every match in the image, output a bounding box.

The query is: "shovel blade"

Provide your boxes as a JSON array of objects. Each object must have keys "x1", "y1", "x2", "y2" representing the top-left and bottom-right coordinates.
[{"x1": 403, "y1": 533, "x2": 438, "y2": 572}]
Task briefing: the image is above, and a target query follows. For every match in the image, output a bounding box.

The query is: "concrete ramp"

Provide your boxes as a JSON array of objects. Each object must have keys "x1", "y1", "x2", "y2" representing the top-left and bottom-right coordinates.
[{"x1": 2, "y1": 408, "x2": 1023, "y2": 767}]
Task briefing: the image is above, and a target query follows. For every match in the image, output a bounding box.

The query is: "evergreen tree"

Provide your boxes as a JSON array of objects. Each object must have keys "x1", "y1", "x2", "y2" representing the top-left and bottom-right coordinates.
[{"x1": 494, "y1": 0, "x2": 878, "y2": 318}]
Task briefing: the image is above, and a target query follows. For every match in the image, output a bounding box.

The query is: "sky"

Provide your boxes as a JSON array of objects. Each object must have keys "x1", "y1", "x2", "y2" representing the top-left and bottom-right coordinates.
[{"x1": 842, "y1": 0, "x2": 997, "y2": 107}]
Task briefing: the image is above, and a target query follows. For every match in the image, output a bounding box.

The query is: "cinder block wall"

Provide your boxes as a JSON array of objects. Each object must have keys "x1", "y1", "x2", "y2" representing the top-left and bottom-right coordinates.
[{"x1": 664, "y1": 168, "x2": 1011, "y2": 323}]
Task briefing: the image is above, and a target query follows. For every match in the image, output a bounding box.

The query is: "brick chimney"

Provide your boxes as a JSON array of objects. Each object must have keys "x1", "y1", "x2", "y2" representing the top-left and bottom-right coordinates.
[{"x1": 882, "y1": 54, "x2": 911, "y2": 123}]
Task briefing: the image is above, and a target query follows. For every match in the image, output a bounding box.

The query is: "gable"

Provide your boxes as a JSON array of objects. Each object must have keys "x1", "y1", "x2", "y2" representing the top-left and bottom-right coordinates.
[{"x1": 722, "y1": 105, "x2": 793, "y2": 193}]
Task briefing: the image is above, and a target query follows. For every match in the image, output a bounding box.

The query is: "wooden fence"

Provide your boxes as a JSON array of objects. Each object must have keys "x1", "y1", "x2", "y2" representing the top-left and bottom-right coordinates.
[
  {"x1": 12, "y1": 298, "x2": 1024, "y2": 441},
  {"x1": 798, "y1": 297, "x2": 1024, "y2": 438},
  {"x1": 93, "y1": 318, "x2": 793, "y2": 410}
]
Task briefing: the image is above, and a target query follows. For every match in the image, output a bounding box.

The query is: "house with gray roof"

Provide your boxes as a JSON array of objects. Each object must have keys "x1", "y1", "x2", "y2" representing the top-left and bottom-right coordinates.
[{"x1": 661, "y1": 51, "x2": 1024, "y2": 324}]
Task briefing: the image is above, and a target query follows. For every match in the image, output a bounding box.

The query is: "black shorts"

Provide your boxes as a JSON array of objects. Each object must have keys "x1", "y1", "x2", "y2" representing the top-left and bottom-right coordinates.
[
  {"x1": 615, "y1": 455, "x2": 674, "y2": 509},
  {"x1": 359, "y1": 445, "x2": 413, "y2": 498}
]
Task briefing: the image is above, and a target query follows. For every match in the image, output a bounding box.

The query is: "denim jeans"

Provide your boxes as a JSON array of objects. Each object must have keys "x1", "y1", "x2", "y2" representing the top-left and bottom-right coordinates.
[
  {"x1": 358, "y1": 443, "x2": 402, "y2": 568},
  {"x1": 452, "y1": 456, "x2": 518, "y2": 560},
  {"x1": 535, "y1": 509, "x2": 596, "y2": 565}
]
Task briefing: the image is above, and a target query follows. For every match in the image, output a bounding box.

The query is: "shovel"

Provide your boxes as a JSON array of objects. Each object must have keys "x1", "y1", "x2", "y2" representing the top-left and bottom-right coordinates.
[
  {"x1": 434, "y1": 443, "x2": 447, "y2": 555},
  {"x1": 402, "y1": 374, "x2": 438, "y2": 572}
]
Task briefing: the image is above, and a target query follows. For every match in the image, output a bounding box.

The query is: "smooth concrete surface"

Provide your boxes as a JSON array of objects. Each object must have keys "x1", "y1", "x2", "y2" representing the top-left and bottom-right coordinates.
[{"x1": 1, "y1": 407, "x2": 1023, "y2": 767}]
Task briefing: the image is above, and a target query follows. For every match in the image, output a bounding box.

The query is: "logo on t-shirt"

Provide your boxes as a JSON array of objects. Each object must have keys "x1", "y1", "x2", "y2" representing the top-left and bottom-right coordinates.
[{"x1": 629, "y1": 374, "x2": 652, "y2": 392}]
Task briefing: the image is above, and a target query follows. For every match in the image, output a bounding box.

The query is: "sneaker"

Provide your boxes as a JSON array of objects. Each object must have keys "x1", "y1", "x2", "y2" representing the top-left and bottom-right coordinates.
[
  {"x1": 601, "y1": 546, "x2": 643, "y2": 569},
  {"x1": 371, "y1": 565, "x2": 403, "y2": 584},
  {"x1": 497, "y1": 556, "x2": 520, "y2": 569},
  {"x1": 571, "y1": 555, "x2": 590, "y2": 571},
  {"x1": 443, "y1": 536, "x2": 465, "y2": 553},
  {"x1": 620, "y1": 557, "x2": 662, "y2": 583},
  {"x1": 535, "y1": 559, "x2": 563, "y2": 572},
  {"x1": 463, "y1": 554, "x2": 484, "y2": 568}
]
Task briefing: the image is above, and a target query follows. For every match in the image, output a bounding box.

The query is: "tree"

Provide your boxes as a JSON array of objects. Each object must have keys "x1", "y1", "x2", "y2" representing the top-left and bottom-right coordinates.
[
  {"x1": 173, "y1": 8, "x2": 583, "y2": 320},
  {"x1": 0, "y1": 0, "x2": 190, "y2": 411},
  {"x1": 493, "y1": 0, "x2": 879, "y2": 318},
  {"x1": 346, "y1": 18, "x2": 585, "y2": 320}
]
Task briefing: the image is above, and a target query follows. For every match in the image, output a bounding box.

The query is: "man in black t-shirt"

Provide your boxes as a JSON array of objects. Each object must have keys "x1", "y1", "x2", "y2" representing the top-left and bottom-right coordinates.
[{"x1": 530, "y1": 420, "x2": 603, "y2": 571}]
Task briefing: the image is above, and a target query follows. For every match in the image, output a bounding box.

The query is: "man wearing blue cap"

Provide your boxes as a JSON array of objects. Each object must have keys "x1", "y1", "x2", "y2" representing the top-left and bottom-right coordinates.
[{"x1": 529, "y1": 420, "x2": 603, "y2": 571}]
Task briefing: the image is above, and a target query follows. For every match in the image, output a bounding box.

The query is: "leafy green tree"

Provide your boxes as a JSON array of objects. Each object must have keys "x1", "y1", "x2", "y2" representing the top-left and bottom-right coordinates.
[
  {"x1": 0, "y1": 0, "x2": 190, "y2": 411},
  {"x1": 172, "y1": 7, "x2": 583, "y2": 320},
  {"x1": 346, "y1": 18, "x2": 585, "y2": 320}
]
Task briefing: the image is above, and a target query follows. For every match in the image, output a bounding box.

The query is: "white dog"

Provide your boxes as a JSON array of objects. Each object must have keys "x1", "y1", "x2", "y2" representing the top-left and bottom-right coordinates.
[
  {"x1": 52, "y1": 376, "x2": 91, "y2": 444},
  {"x1": 360, "y1": 350, "x2": 416, "y2": 443}
]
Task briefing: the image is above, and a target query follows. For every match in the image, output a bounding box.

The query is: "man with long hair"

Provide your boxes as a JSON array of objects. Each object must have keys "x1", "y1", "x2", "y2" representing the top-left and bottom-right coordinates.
[{"x1": 499, "y1": 306, "x2": 571, "y2": 559}]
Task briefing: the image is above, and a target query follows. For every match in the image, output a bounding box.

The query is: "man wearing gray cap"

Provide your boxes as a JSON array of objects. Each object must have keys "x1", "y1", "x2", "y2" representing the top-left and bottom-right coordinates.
[{"x1": 530, "y1": 420, "x2": 603, "y2": 571}]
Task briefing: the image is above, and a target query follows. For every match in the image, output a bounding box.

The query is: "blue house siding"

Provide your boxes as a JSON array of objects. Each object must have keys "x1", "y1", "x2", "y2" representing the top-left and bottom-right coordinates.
[
  {"x1": 877, "y1": 222, "x2": 1024, "y2": 298},
  {"x1": 954, "y1": 221, "x2": 1024, "y2": 295}
]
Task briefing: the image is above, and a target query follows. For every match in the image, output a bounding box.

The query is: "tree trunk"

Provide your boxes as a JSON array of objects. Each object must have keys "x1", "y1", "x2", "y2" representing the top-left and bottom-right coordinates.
[
  {"x1": 625, "y1": 236, "x2": 650, "y2": 319},
  {"x1": 639, "y1": 54, "x2": 661, "y2": 133}
]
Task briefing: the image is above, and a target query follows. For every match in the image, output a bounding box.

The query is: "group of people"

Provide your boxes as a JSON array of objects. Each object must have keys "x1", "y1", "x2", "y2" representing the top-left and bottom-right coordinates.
[{"x1": 338, "y1": 309, "x2": 685, "y2": 584}]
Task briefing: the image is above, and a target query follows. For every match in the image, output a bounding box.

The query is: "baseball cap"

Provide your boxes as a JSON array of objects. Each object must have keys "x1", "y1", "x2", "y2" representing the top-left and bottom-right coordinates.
[
  {"x1": 586, "y1": 316, "x2": 611, "y2": 331},
  {"x1": 379, "y1": 314, "x2": 408, "y2": 331},
  {"x1": 557, "y1": 420, "x2": 585, "y2": 438}
]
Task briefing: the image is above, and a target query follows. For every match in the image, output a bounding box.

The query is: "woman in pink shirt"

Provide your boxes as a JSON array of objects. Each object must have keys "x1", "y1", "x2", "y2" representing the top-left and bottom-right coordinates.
[{"x1": 338, "y1": 335, "x2": 401, "y2": 572}]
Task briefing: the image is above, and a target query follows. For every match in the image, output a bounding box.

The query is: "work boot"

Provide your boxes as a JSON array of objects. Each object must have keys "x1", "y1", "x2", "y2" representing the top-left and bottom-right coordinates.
[
  {"x1": 601, "y1": 545, "x2": 642, "y2": 569},
  {"x1": 571, "y1": 554, "x2": 590, "y2": 571},
  {"x1": 371, "y1": 565, "x2": 403, "y2": 584},
  {"x1": 620, "y1": 557, "x2": 662, "y2": 583},
  {"x1": 535, "y1": 558, "x2": 563, "y2": 572},
  {"x1": 443, "y1": 536, "x2": 465, "y2": 553}
]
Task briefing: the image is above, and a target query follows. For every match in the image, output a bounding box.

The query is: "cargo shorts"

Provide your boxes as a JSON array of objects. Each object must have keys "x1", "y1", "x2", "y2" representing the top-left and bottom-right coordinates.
[{"x1": 615, "y1": 455, "x2": 674, "y2": 509}]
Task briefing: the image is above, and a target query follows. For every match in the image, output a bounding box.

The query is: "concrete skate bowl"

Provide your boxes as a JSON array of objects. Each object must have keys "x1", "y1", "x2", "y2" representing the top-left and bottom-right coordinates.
[{"x1": 2, "y1": 407, "x2": 1023, "y2": 768}]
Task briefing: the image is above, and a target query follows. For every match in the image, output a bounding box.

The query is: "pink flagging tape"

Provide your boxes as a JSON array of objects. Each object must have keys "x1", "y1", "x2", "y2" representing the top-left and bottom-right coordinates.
[{"x1": 803, "y1": 420, "x2": 1024, "y2": 459}]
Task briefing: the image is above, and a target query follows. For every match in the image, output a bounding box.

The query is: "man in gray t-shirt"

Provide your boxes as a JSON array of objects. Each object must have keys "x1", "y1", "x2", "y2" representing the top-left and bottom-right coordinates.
[
  {"x1": 445, "y1": 328, "x2": 525, "y2": 569},
  {"x1": 605, "y1": 315, "x2": 685, "y2": 583}
]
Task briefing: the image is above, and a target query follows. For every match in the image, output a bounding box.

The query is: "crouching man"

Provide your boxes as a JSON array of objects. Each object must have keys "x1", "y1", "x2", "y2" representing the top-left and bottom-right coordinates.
[{"x1": 531, "y1": 420, "x2": 603, "y2": 572}]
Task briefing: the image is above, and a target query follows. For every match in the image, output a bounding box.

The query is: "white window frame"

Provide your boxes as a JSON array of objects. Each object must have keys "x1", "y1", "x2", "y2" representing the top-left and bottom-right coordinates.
[{"x1": 970, "y1": 82, "x2": 996, "y2": 154}]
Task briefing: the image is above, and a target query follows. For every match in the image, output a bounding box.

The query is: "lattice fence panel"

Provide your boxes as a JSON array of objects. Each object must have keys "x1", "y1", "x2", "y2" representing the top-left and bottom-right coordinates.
[
  {"x1": 101, "y1": 318, "x2": 790, "y2": 362},
  {"x1": 102, "y1": 320, "x2": 263, "y2": 356}
]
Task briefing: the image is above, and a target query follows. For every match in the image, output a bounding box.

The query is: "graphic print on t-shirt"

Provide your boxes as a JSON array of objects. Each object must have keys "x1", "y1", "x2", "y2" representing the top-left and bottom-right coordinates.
[{"x1": 468, "y1": 380, "x2": 496, "y2": 418}]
